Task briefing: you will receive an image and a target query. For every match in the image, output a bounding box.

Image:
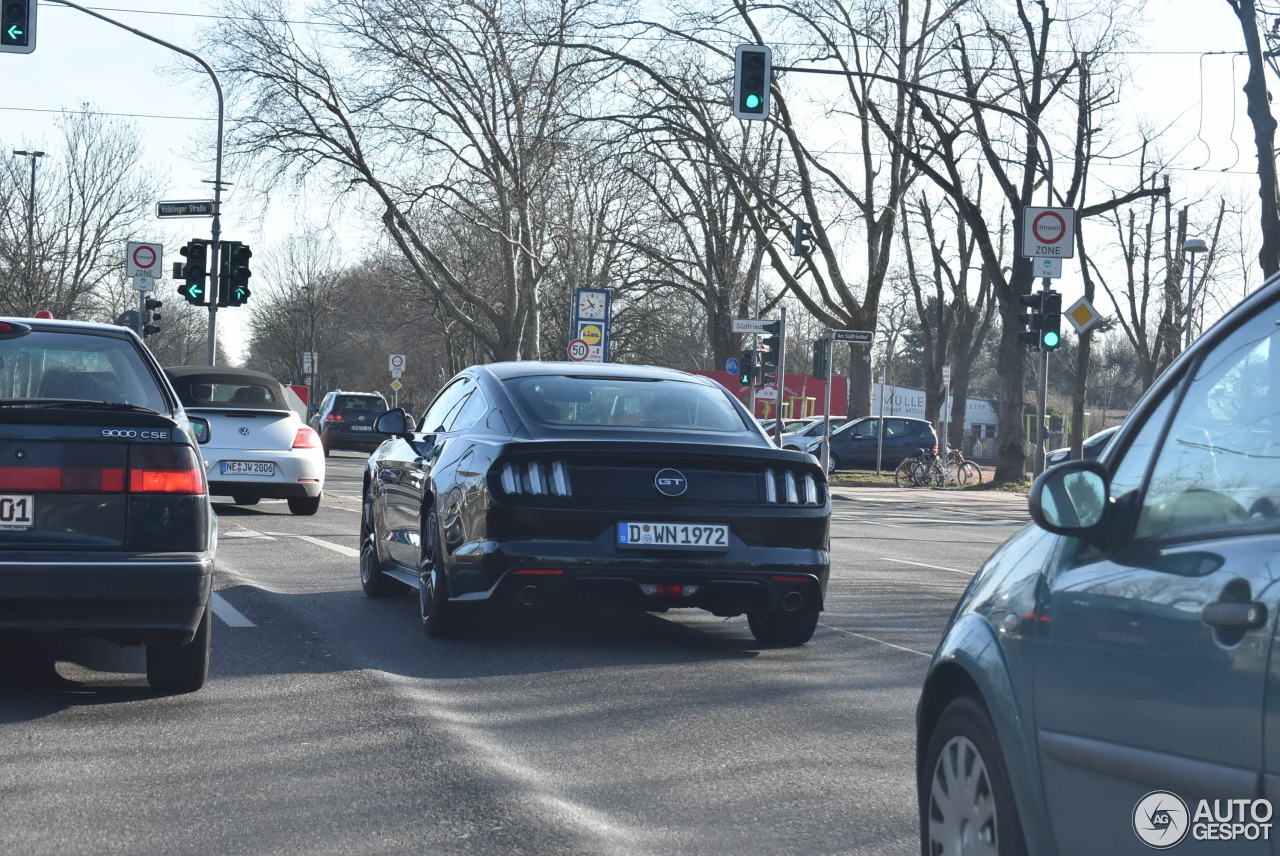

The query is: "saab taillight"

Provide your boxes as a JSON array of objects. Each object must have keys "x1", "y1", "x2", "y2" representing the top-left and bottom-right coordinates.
[
  {"x1": 293, "y1": 426, "x2": 321, "y2": 449},
  {"x1": 129, "y1": 446, "x2": 206, "y2": 495}
]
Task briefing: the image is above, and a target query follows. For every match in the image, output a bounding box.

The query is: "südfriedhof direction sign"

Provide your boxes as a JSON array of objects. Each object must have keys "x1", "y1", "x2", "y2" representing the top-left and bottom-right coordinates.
[
  {"x1": 732, "y1": 318, "x2": 777, "y2": 334},
  {"x1": 157, "y1": 200, "x2": 215, "y2": 218},
  {"x1": 1022, "y1": 207, "x2": 1075, "y2": 259},
  {"x1": 832, "y1": 330, "x2": 873, "y2": 343}
]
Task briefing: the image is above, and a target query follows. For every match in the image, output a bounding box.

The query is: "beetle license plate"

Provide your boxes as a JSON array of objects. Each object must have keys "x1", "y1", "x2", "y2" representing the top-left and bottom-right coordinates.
[
  {"x1": 617, "y1": 522, "x2": 729, "y2": 549},
  {"x1": 0, "y1": 495, "x2": 34, "y2": 529},
  {"x1": 221, "y1": 461, "x2": 275, "y2": 476}
]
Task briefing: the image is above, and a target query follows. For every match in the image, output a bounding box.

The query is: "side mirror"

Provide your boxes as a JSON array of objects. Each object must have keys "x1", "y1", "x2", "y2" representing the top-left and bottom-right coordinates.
[
  {"x1": 189, "y1": 416, "x2": 211, "y2": 445},
  {"x1": 375, "y1": 407, "x2": 410, "y2": 437},
  {"x1": 1030, "y1": 460, "x2": 1109, "y2": 535}
]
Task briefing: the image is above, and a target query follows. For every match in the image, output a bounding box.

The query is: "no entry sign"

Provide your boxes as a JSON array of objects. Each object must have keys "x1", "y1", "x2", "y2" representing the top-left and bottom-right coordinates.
[{"x1": 1022, "y1": 207, "x2": 1075, "y2": 260}]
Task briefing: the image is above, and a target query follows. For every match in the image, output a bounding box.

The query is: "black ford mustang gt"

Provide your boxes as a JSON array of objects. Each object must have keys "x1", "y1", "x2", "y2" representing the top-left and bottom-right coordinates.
[{"x1": 360, "y1": 361, "x2": 830, "y2": 645}]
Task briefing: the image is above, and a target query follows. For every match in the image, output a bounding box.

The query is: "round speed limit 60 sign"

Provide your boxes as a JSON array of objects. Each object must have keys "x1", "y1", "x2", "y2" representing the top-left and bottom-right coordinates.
[{"x1": 567, "y1": 339, "x2": 590, "y2": 361}]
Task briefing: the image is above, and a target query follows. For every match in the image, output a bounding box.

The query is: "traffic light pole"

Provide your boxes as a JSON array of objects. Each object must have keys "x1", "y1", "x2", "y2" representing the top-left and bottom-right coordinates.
[
  {"x1": 821, "y1": 332, "x2": 834, "y2": 474},
  {"x1": 772, "y1": 305, "x2": 788, "y2": 447},
  {"x1": 1034, "y1": 278, "x2": 1051, "y2": 477},
  {"x1": 48, "y1": 0, "x2": 224, "y2": 365}
]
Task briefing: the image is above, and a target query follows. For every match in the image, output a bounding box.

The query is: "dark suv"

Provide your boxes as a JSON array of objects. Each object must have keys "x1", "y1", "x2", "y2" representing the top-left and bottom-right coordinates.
[
  {"x1": 312, "y1": 390, "x2": 389, "y2": 456},
  {"x1": 820, "y1": 416, "x2": 937, "y2": 470},
  {"x1": 0, "y1": 317, "x2": 215, "y2": 692}
]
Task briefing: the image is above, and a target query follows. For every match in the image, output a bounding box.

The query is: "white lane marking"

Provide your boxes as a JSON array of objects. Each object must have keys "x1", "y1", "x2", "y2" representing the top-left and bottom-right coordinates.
[
  {"x1": 879, "y1": 557, "x2": 973, "y2": 576},
  {"x1": 211, "y1": 592, "x2": 256, "y2": 627},
  {"x1": 221, "y1": 528, "x2": 275, "y2": 540},
  {"x1": 264, "y1": 533, "x2": 360, "y2": 558},
  {"x1": 819, "y1": 623, "x2": 930, "y2": 657}
]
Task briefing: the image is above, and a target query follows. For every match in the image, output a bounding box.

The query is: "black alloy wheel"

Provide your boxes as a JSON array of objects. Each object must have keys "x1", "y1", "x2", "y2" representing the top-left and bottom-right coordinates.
[
  {"x1": 359, "y1": 493, "x2": 399, "y2": 598},
  {"x1": 921, "y1": 695, "x2": 1027, "y2": 856},
  {"x1": 418, "y1": 509, "x2": 478, "y2": 638}
]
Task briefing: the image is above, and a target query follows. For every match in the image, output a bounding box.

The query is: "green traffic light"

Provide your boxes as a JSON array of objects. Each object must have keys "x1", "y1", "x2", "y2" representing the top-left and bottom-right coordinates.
[
  {"x1": 745, "y1": 94, "x2": 760, "y2": 109},
  {"x1": 1042, "y1": 331, "x2": 1060, "y2": 348}
]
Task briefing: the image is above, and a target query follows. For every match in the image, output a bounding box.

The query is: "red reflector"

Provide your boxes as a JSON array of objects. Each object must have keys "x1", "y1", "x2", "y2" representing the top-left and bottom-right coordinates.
[
  {"x1": 656, "y1": 584, "x2": 683, "y2": 598},
  {"x1": 293, "y1": 426, "x2": 321, "y2": 449},
  {"x1": 0, "y1": 467, "x2": 63, "y2": 491},
  {"x1": 511, "y1": 569, "x2": 564, "y2": 576},
  {"x1": 33, "y1": 310, "x2": 54, "y2": 319},
  {"x1": 770, "y1": 575, "x2": 812, "y2": 583}
]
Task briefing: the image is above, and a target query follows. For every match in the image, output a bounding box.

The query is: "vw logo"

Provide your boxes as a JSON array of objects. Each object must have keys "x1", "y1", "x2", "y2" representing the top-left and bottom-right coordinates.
[
  {"x1": 654, "y1": 468, "x2": 688, "y2": 497},
  {"x1": 239, "y1": 427, "x2": 250, "y2": 436}
]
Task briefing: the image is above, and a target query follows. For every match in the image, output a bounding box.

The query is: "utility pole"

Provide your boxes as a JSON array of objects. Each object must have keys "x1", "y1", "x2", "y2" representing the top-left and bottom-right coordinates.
[{"x1": 13, "y1": 149, "x2": 43, "y2": 298}]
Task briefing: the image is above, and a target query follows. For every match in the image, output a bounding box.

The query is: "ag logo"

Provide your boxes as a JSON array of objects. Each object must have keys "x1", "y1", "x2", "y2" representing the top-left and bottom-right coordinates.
[
  {"x1": 239, "y1": 427, "x2": 250, "y2": 436},
  {"x1": 1134, "y1": 791, "x2": 1189, "y2": 849},
  {"x1": 654, "y1": 468, "x2": 687, "y2": 497}
]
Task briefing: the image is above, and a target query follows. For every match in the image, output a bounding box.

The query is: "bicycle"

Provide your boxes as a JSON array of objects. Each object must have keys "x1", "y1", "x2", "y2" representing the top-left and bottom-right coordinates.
[{"x1": 896, "y1": 447, "x2": 982, "y2": 488}]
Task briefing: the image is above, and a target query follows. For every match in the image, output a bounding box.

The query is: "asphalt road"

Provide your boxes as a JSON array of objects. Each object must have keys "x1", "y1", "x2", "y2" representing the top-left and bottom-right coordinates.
[{"x1": 0, "y1": 455, "x2": 1029, "y2": 856}]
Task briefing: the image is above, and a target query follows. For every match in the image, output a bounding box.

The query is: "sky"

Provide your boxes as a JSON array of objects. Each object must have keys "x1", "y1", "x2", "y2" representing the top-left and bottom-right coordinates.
[{"x1": 0, "y1": 0, "x2": 1269, "y2": 362}]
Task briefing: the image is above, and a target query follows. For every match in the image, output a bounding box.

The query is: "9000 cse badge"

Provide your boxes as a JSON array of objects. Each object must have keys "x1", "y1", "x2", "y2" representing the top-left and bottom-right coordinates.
[{"x1": 102, "y1": 428, "x2": 170, "y2": 440}]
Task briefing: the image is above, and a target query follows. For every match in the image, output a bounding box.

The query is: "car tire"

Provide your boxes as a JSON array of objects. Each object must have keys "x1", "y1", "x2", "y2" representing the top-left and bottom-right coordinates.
[
  {"x1": 288, "y1": 495, "x2": 321, "y2": 515},
  {"x1": 323, "y1": 445, "x2": 331, "y2": 458},
  {"x1": 921, "y1": 695, "x2": 1028, "y2": 856},
  {"x1": 747, "y1": 608, "x2": 819, "y2": 646},
  {"x1": 419, "y1": 510, "x2": 479, "y2": 638},
  {"x1": 231, "y1": 495, "x2": 259, "y2": 505},
  {"x1": 146, "y1": 604, "x2": 211, "y2": 693}
]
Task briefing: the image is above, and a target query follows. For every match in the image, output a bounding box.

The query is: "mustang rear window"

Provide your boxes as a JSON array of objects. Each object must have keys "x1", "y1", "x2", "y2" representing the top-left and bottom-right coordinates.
[
  {"x1": 0, "y1": 331, "x2": 168, "y2": 411},
  {"x1": 505, "y1": 376, "x2": 749, "y2": 432}
]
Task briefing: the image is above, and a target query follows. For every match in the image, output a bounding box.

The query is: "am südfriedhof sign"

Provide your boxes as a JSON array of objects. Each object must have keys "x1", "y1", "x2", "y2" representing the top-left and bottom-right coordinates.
[{"x1": 832, "y1": 330, "x2": 873, "y2": 343}]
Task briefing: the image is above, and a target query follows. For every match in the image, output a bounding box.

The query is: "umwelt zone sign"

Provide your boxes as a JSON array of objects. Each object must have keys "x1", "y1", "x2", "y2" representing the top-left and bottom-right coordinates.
[{"x1": 1022, "y1": 207, "x2": 1075, "y2": 259}]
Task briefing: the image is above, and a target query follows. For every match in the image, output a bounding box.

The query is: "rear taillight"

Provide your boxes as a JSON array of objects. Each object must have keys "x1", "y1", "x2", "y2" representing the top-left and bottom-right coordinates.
[
  {"x1": 499, "y1": 461, "x2": 573, "y2": 496},
  {"x1": 932, "y1": 442, "x2": 939, "y2": 455},
  {"x1": 293, "y1": 426, "x2": 321, "y2": 449},
  {"x1": 129, "y1": 446, "x2": 206, "y2": 495},
  {"x1": 763, "y1": 468, "x2": 823, "y2": 506},
  {"x1": 0, "y1": 447, "x2": 205, "y2": 495},
  {"x1": 326, "y1": 413, "x2": 342, "y2": 421}
]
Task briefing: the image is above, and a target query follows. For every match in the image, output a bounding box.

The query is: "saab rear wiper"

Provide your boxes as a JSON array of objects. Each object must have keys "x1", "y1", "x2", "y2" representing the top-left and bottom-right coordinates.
[{"x1": 0, "y1": 398, "x2": 160, "y2": 415}]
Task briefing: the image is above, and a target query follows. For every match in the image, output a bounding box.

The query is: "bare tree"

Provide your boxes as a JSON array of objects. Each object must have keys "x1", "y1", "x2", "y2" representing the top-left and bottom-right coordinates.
[
  {"x1": 0, "y1": 110, "x2": 161, "y2": 319},
  {"x1": 1227, "y1": 0, "x2": 1280, "y2": 276}
]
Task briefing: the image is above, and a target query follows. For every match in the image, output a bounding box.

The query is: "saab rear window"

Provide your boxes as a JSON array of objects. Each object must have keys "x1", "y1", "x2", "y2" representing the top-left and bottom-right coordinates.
[
  {"x1": 505, "y1": 376, "x2": 749, "y2": 432},
  {"x1": 170, "y1": 375, "x2": 288, "y2": 411},
  {"x1": 0, "y1": 331, "x2": 168, "y2": 412}
]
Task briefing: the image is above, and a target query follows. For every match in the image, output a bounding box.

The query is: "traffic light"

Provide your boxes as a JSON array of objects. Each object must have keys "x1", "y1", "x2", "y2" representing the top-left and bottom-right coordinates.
[
  {"x1": 1018, "y1": 292, "x2": 1043, "y2": 349},
  {"x1": 143, "y1": 298, "x2": 162, "y2": 338},
  {"x1": 1, "y1": 0, "x2": 35, "y2": 54},
  {"x1": 220, "y1": 242, "x2": 253, "y2": 307},
  {"x1": 177, "y1": 239, "x2": 209, "y2": 306},
  {"x1": 732, "y1": 45, "x2": 772, "y2": 121},
  {"x1": 739, "y1": 349, "x2": 757, "y2": 385},
  {"x1": 1040, "y1": 291, "x2": 1062, "y2": 350},
  {"x1": 792, "y1": 217, "x2": 813, "y2": 257},
  {"x1": 812, "y1": 337, "x2": 829, "y2": 380},
  {"x1": 760, "y1": 319, "x2": 781, "y2": 384}
]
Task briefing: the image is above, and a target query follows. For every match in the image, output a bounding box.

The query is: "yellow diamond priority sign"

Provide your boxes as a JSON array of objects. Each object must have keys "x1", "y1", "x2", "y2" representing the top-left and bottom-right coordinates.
[
  {"x1": 1065, "y1": 296, "x2": 1100, "y2": 334},
  {"x1": 390, "y1": 379, "x2": 402, "y2": 391}
]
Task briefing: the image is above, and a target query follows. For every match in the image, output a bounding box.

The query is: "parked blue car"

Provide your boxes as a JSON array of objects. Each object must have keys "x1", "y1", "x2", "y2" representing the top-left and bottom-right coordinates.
[{"x1": 919, "y1": 274, "x2": 1280, "y2": 855}]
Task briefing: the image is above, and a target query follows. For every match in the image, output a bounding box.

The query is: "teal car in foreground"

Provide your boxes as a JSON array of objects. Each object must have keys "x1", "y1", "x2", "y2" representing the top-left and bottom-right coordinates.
[{"x1": 918, "y1": 274, "x2": 1280, "y2": 855}]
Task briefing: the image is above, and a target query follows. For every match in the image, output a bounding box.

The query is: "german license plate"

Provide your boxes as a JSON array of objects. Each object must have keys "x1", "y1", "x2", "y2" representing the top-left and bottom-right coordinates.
[
  {"x1": 351, "y1": 425, "x2": 372, "y2": 431},
  {"x1": 617, "y1": 522, "x2": 729, "y2": 549},
  {"x1": 0, "y1": 495, "x2": 34, "y2": 529},
  {"x1": 221, "y1": 461, "x2": 275, "y2": 476}
]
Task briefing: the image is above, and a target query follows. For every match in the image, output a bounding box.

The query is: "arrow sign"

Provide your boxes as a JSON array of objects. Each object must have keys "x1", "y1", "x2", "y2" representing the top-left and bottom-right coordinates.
[
  {"x1": 6, "y1": 25, "x2": 20, "y2": 39},
  {"x1": 832, "y1": 330, "x2": 873, "y2": 343},
  {"x1": 732, "y1": 319, "x2": 778, "y2": 334}
]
